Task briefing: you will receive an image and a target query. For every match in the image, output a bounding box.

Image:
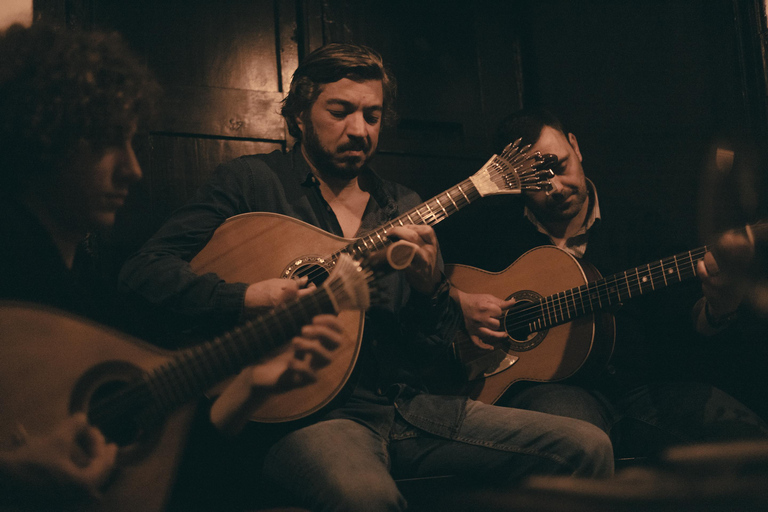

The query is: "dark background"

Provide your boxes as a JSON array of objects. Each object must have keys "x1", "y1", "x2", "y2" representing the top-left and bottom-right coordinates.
[{"x1": 35, "y1": 0, "x2": 768, "y2": 414}]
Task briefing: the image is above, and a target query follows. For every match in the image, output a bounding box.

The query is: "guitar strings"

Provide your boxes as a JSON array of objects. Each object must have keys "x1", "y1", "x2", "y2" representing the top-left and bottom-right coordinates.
[
  {"x1": 87, "y1": 289, "x2": 335, "y2": 437},
  {"x1": 292, "y1": 147, "x2": 545, "y2": 285},
  {"x1": 501, "y1": 247, "x2": 709, "y2": 334}
]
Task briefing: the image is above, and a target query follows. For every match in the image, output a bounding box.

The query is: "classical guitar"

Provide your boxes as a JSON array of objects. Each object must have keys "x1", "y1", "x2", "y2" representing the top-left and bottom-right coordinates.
[
  {"x1": 188, "y1": 140, "x2": 554, "y2": 421},
  {"x1": 446, "y1": 226, "x2": 761, "y2": 404},
  {"x1": 0, "y1": 255, "x2": 370, "y2": 512}
]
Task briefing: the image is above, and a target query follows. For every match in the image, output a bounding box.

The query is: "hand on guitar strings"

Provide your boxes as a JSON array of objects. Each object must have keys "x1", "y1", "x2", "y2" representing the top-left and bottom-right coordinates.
[
  {"x1": 452, "y1": 289, "x2": 516, "y2": 350},
  {"x1": 210, "y1": 314, "x2": 344, "y2": 435},
  {"x1": 385, "y1": 225, "x2": 442, "y2": 295},
  {"x1": 244, "y1": 276, "x2": 316, "y2": 316},
  {"x1": 1, "y1": 413, "x2": 117, "y2": 505},
  {"x1": 696, "y1": 227, "x2": 755, "y2": 330}
]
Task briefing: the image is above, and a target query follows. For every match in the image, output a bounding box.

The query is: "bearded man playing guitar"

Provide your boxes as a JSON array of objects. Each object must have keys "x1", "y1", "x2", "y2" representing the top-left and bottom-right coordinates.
[
  {"x1": 444, "y1": 108, "x2": 768, "y2": 461},
  {"x1": 119, "y1": 44, "x2": 614, "y2": 511}
]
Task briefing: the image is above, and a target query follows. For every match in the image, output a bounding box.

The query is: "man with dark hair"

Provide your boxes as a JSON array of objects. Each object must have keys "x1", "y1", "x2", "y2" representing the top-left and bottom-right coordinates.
[
  {"x1": 120, "y1": 44, "x2": 613, "y2": 511},
  {"x1": 447, "y1": 107, "x2": 768, "y2": 461}
]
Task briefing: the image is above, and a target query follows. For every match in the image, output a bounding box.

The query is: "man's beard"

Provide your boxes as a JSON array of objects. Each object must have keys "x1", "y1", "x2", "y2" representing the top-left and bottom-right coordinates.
[{"x1": 302, "y1": 120, "x2": 373, "y2": 180}]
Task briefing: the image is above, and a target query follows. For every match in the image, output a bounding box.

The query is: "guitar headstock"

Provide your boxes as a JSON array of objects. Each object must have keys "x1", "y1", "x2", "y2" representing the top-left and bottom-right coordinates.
[
  {"x1": 470, "y1": 138, "x2": 556, "y2": 197},
  {"x1": 324, "y1": 253, "x2": 372, "y2": 312}
]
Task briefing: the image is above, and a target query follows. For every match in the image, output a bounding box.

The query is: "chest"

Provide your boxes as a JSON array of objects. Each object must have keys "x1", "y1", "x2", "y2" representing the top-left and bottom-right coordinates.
[{"x1": 323, "y1": 191, "x2": 371, "y2": 238}]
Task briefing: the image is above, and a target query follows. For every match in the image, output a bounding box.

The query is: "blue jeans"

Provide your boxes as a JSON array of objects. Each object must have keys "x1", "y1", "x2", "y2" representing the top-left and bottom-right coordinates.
[
  {"x1": 502, "y1": 381, "x2": 768, "y2": 459},
  {"x1": 262, "y1": 399, "x2": 613, "y2": 512}
]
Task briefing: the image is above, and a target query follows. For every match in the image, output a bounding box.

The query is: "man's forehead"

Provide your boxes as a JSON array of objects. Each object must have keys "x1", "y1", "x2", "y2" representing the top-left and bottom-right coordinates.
[
  {"x1": 533, "y1": 126, "x2": 570, "y2": 154},
  {"x1": 316, "y1": 78, "x2": 383, "y2": 106}
]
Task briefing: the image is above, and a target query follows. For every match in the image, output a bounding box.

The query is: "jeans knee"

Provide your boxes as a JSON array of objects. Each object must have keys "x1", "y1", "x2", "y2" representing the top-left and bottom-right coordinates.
[
  {"x1": 574, "y1": 425, "x2": 614, "y2": 478},
  {"x1": 321, "y1": 477, "x2": 405, "y2": 512}
]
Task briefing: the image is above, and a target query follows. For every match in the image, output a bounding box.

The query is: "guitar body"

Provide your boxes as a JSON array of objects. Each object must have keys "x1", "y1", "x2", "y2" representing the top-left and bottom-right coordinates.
[
  {"x1": 0, "y1": 302, "x2": 195, "y2": 512},
  {"x1": 446, "y1": 246, "x2": 616, "y2": 404},
  {"x1": 190, "y1": 212, "x2": 364, "y2": 423}
]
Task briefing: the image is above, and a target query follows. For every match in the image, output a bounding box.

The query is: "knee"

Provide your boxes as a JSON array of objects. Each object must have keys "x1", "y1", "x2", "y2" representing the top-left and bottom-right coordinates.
[
  {"x1": 315, "y1": 474, "x2": 406, "y2": 512},
  {"x1": 570, "y1": 423, "x2": 614, "y2": 478}
]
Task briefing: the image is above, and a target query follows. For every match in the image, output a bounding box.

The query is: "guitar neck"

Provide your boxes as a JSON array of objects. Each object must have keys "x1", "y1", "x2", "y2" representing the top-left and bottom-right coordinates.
[
  {"x1": 338, "y1": 143, "x2": 550, "y2": 261},
  {"x1": 507, "y1": 246, "x2": 709, "y2": 333},
  {"x1": 90, "y1": 287, "x2": 337, "y2": 430},
  {"x1": 344, "y1": 176, "x2": 481, "y2": 259}
]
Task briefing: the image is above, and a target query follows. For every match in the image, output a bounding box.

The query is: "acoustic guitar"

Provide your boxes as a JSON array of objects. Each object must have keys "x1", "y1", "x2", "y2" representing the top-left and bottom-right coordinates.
[
  {"x1": 0, "y1": 254, "x2": 370, "y2": 512},
  {"x1": 446, "y1": 228, "x2": 760, "y2": 404},
  {"x1": 188, "y1": 140, "x2": 554, "y2": 421}
]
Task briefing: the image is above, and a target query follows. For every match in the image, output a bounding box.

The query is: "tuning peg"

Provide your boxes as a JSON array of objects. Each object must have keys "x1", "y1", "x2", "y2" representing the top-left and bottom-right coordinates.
[{"x1": 535, "y1": 153, "x2": 558, "y2": 168}]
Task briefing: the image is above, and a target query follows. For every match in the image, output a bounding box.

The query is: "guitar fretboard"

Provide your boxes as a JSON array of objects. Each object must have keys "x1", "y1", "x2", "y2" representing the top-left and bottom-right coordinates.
[
  {"x1": 89, "y1": 285, "x2": 338, "y2": 431},
  {"x1": 505, "y1": 246, "x2": 709, "y2": 334},
  {"x1": 344, "y1": 176, "x2": 482, "y2": 259},
  {"x1": 333, "y1": 143, "x2": 548, "y2": 262}
]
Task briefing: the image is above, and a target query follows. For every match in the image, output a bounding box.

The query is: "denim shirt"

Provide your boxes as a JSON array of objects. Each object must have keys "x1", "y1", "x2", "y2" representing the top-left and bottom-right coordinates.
[{"x1": 119, "y1": 146, "x2": 467, "y2": 438}]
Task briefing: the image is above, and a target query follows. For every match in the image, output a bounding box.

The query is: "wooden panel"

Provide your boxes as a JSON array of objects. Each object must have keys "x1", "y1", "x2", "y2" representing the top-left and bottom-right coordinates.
[
  {"x1": 113, "y1": 136, "x2": 283, "y2": 265},
  {"x1": 159, "y1": 86, "x2": 285, "y2": 138},
  {"x1": 316, "y1": 0, "x2": 525, "y2": 159}
]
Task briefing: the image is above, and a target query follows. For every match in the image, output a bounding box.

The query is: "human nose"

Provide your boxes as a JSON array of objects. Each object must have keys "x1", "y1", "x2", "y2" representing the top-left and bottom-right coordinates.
[
  {"x1": 345, "y1": 111, "x2": 367, "y2": 138},
  {"x1": 119, "y1": 143, "x2": 143, "y2": 184}
]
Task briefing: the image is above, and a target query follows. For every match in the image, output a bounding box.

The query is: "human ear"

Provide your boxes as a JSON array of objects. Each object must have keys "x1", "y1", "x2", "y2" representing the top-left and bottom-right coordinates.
[{"x1": 568, "y1": 133, "x2": 583, "y2": 162}]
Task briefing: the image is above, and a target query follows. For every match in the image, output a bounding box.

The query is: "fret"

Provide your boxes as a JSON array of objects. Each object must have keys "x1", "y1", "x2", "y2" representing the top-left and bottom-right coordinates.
[
  {"x1": 193, "y1": 344, "x2": 215, "y2": 383},
  {"x1": 688, "y1": 250, "x2": 698, "y2": 275},
  {"x1": 434, "y1": 197, "x2": 448, "y2": 217},
  {"x1": 544, "y1": 296, "x2": 555, "y2": 326},
  {"x1": 424, "y1": 203, "x2": 436, "y2": 224},
  {"x1": 570, "y1": 290, "x2": 579, "y2": 317},
  {"x1": 575, "y1": 286, "x2": 585, "y2": 315},
  {"x1": 608, "y1": 282, "x2": 618, "y2": 304},
  {"x1": 672, "y1": 254, "x2": 682, "y2": 283},
  {"x1": 558, "y1": 292, "x2": 568, "y2": 322},
  {"x1": 623, "y1": 271, "x2": 633, "y2": 299},
  {"x1": 553, "y1": 293, "x2": 563, "y2": 324},
  {"x1": 456, "y1": 184, "x2": 470, "y2": 202},
  {"x1": 658, "y1": 261, "x2": 669, "y2": 287},
  {"x1": 588, "y1": 283, "x2": 602, "y2": 310},
  {"x1": 445, "y1": 190, "x2": 459, "y2": 210}
]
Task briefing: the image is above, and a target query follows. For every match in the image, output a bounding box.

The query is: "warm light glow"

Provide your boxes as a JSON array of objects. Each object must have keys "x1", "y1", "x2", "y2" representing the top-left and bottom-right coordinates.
[{"x1": 0, "y1": 0, "x2": 32, "y2": 30}]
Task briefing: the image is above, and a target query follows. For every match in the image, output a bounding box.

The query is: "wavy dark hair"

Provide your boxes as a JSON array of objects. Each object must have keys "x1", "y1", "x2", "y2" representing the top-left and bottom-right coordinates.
[
  {"x1": 281, "y1": 43, "x2": 397, "y2": 140},
  {"x1": 494, "y1": 108, "x2": 568, "y2": 153},
  {"x1": 0, "y1": 23, "x2": 159, "y2": 192}
]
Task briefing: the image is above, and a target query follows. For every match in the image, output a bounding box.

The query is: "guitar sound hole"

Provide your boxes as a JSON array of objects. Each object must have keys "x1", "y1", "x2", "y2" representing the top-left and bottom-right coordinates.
[
  {"x1": 502, "y1": 294, "x2": 547, "y2": 352},
  {"x1": 293, "y1": 264, "x2": 331, "y2": 286},
  {"x1": 70, "y1": 361, "x2": 160, "y2": 456},
  {"x1": 87, "y1": 380, "x2": 143, "y2": 446}
]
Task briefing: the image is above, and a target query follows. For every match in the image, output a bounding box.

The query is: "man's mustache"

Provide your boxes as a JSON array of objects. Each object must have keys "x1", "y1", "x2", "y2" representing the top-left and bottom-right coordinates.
[{"x1": 338, "y1": 140, "x2": 369, "y2": 152}]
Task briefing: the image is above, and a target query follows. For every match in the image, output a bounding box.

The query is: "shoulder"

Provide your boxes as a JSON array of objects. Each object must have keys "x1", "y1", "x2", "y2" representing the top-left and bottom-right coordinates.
[{"x1": 216, "y1": 150, "x2": 291, "y2": 181}]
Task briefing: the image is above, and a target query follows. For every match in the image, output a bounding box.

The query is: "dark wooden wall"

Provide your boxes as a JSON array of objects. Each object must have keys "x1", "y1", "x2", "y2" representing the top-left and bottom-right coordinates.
[{"x1": 34, "y1": 0, "x2": 767, "y2": 264}]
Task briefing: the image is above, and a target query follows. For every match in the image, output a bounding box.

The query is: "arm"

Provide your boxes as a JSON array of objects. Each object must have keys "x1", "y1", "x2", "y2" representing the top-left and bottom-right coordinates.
[
  {"x1": 209, "y1": 314, "x2": 344, "y2": 435},
  {"x1": 387, "y1": 225, "x2": 462, "y2": 346},
  {"x1": 693, "y1": 228, "x2": 754, "y2": 335},
  {"x1": 119, "y1": 158, "x2": 294, "y2": 326}
]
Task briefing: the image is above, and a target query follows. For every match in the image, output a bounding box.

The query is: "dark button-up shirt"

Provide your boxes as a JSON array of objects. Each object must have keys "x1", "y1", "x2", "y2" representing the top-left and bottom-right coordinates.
[{"x1": 119, "y1": 146, "x2": 466, "y2": 438}]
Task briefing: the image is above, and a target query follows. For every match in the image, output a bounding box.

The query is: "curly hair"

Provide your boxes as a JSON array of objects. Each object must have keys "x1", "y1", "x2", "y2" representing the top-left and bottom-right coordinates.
[
  {"x1": 281, "y1": 43, "x2": 397, "y2": 140},
  {"x1": 0, "y1": 23, "x2": 159, "y2": 192}
]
